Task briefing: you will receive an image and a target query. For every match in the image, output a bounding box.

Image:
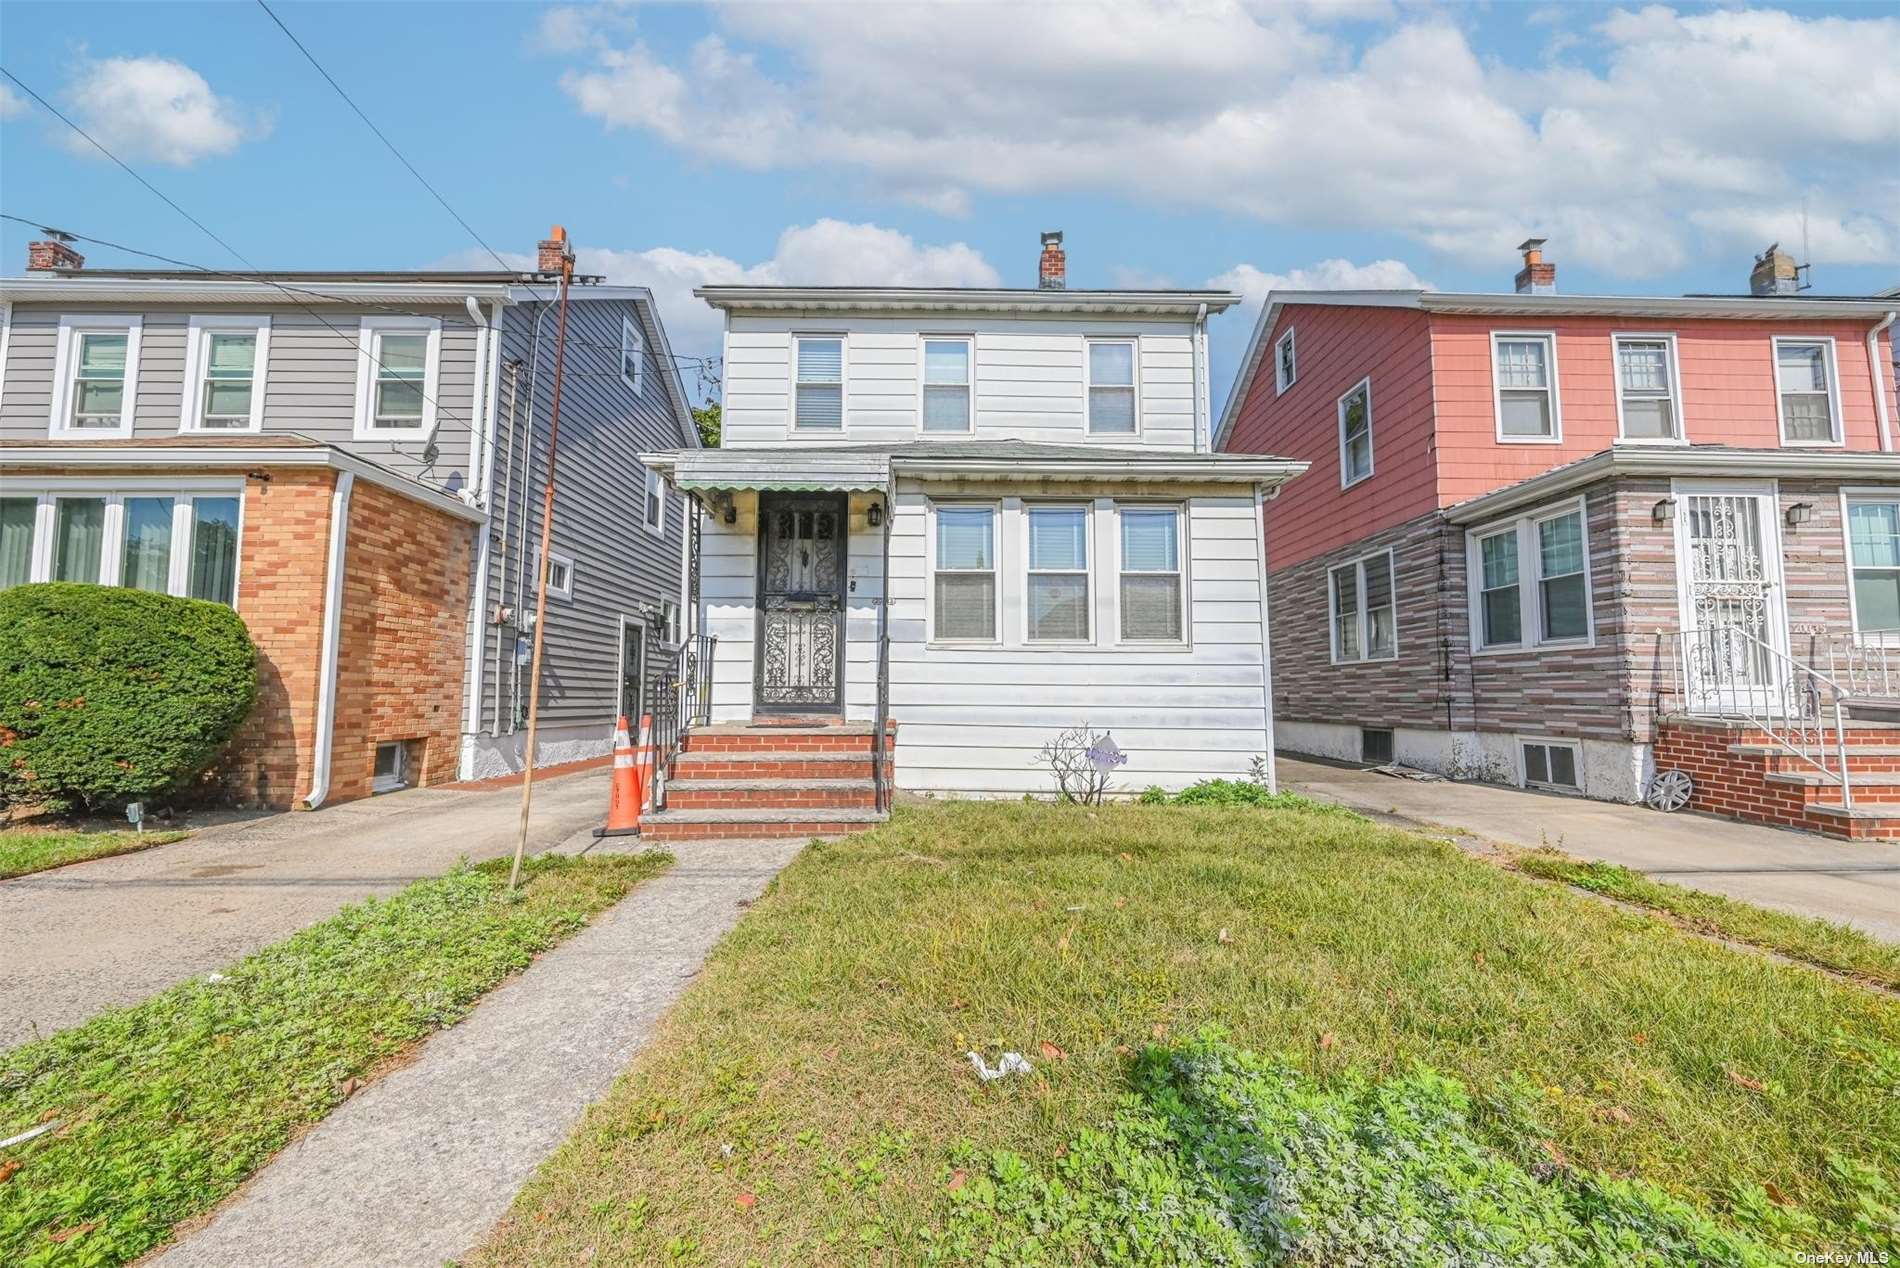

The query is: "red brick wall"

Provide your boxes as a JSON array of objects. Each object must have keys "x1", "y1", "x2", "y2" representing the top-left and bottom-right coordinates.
[{"x1": 1653, "y1": 721, "x2": 1814, "y2": 831}]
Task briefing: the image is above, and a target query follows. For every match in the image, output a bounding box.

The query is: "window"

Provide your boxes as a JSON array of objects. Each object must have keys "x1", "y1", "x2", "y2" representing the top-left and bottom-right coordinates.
[
  {"x1": 1536, "y1": 512, "x2": 1589, "y2": 641},
  {"x1": 1476, "y1": 529, "x2": 1521, "y2": 647},
  {"x1": 1337, "y1": 378, "x2": 1372, "y2": 487},
  {"x1": 1274, "y1": 327, "x2": 1297, "y2": 394},
  {"x1": 538, "y1": 549, "x2": 575, "y2": 601},
  {"x1": 643, "y1": 466, "x2": 665, "y2": 535},
  {"x1": 1492, "y1": 332, "x2": 1559, "y2": 441},
  {"x1": 1521, "y1": 739, "x2": 1581, "y2": 792},
  {"x1": 182, "y1": 316, "x2": 270, "y2": 433},
  {"x1": 0, "y1": 483, "x2": 243, "y2": 604},
  {"x1": 1361, "y1": 727, "x2": 1394, "y2": 765},
  {"x1": 1468, "y1": 500, "x2": 1593, "y2": 651},
  {"x1": 1328, "y1": 549, "x2": 1396, "y2": 663},
  {"x1": 1774, "y1": 337, "x2": 1841, "y2": 445},
  {"x1": 353, "y1": 318, "x2": 440, "y2": 439},
  {"x1": 933, "y1": 505, "x2": 996, "y2": 641},
  {"x1": 621, "y1": 315, "x2": 645, "y2": 394},
  {"x1": 372, "y1": 742, "x2": 411, "y2": 794},
  {"x1": 1847, "y1": 497, "x2": 1900, "y2": 636},
  {"x1": 51, "y1": 315, "x2": 142, "y2": 437},
  {"x1": 1614, "y1": 335, "x2": 1680, "y2": 442},
  {"x1": 661, "y1": 600, "x2": 681, "y2": 644},
  {"x1": 794, "y1": 335, "x2": 844, "y2": 430},
  {"x1": 1086, "y1": 339, "x2": 1137, "y2": 435},
  {"x1": 922, "y1": 337, "x2": 972, "y2": 433},
  {"x1": 1118, "y1": 507, "x2": 1184, "y2": 642},
  {"x1": 1027, "y1": 506, "x2": 1090, "y2": 642}
]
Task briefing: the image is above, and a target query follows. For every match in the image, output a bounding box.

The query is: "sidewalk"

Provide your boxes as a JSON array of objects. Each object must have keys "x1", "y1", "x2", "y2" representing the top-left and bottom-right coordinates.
[
  {"x1": 152, "y1": 833, "x2": 803, "y2": 1268},
  {"x1": 1279, "y1": 756, "x2": 1900, "y2": 944}
]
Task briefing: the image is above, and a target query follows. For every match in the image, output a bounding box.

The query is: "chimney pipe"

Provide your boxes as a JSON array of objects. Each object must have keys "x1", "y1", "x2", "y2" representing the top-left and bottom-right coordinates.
[
  {"x1": 27, "y1": 232, "x2": 84, "y2": 272},
  {"x1": 1514, "y1": 238, "x2": 1555, "y2": 294},
  {"x1": 537, "y1": 225, "x2": 574, "y2": 276},
  {"x1": 1038, "y1": 230, "x2": 1065, "y2": 290},
  {"x1": 1750, "y1": 243, "x2": 1802, "y2": 296}
]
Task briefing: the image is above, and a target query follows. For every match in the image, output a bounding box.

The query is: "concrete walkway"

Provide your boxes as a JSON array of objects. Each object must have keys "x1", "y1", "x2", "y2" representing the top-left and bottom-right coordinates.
[
  {"x1": 1280, "y1": 756, "x2": 1900, "y2": 943},
  {"x1": 0, "y1": 771, "x2": 611, "y2": 1047},
  {"x1": 152, "y1": 834, "x2": 802, "y2": 1268}
]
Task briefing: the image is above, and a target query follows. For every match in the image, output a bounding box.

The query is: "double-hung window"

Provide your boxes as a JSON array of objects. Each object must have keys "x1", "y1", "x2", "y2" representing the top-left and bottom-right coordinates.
[
  {"x1": 1274, "y1": 327, "x2": 1296, "y2": 394},
  {"x1": 1328, "y1": 550, "x2": 1396, "y2": 663},
  {"x1": 1337, "y1": 377, "x2": 1373, "y2": 486},
  {"x1": 1774, "y1": 337, "x2": 1842, "y2": 445},
  {"x1": 354, "y1": 317, "x2": 440, "y2": 439},
  {"x1": 922, "y1": 337, "x2": 972, "y2": 433},
  {"x1": 1614, "y1": 335, "x2": 1680, "y2": 442},
  {"x1": 1847, "y1": 497, "x2": 1900, "y2": 638},
  {"x1": 51, "y1": 315, "x2": 142, "y2": 437},
  {"x1": 182, "y1": 315, "x2": 270, "y2": 433},
  {"x1": 1, "y1": 482, "x2": 243, "y2": 604},
  {"x1": 1492, "y1": 332, "x2": 1559, "y2": 440},
  {"x1": 794, "y1": 335, "x2": 844, "y2": 430},
  {"x1": 1086, "y1": 339, "x2": 1137, "y2": 436},
  {"x1": 1469, "y1": 500, "x2": 1593, "y2": 651},
  {"x1": 621, "y1": 315, "x2": 645, "y2": 394},
  {"x1": 1118, "y1": 507, "x2": 1184, "y2": 642},
  {"x1": 1026, "y1": 506, "x2": 1089, "y2": 642},
  {"x1": 933, "y1": 505, "x2": 997, "y2": 641},
  {"x1": 643, "y1": 466, "x2": 665, "y2": 535}
]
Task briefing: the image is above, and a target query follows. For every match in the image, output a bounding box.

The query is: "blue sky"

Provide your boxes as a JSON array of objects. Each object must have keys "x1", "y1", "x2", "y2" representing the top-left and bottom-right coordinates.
[{"x1": 4, "y1": 0, "x2": 1897, "y2": 413}]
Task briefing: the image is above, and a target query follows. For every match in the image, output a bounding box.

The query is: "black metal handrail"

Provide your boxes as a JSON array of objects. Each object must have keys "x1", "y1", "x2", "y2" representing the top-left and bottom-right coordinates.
[{"x1": 651, "y1": 632, "x2": 716, "y2": 811}]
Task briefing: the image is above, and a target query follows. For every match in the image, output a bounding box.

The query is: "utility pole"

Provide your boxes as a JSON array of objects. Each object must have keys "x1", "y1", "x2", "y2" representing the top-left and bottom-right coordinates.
[{"x1": 508, "y1": 226, "x2": 576, "y2": 892}]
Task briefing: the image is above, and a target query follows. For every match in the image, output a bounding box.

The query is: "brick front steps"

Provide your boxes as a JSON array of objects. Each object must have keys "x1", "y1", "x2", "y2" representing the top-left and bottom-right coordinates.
[
  {"x1": 642, "y1": 722, "x2": 894, "y2": 843},
  {"x1": 1655, "y1": 718, "x2": 1900, "y2": 841}
]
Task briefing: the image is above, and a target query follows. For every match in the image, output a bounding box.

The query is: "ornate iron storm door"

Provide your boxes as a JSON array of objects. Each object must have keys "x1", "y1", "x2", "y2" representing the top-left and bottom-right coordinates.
[
  {"x1": 755, "y1": 493, "x2": 846, "y2": 713},
  {"x1": 1673, "y1": 484, "x2": 1790, "y2": 714}
]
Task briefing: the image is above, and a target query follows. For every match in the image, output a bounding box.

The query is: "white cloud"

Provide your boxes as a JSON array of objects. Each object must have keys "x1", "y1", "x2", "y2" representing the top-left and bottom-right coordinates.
[
  {"x1": 0, "y1": 83, "x2": 27, "y2": 121},
  {"x1": 549, "y1": 2, "x2": 1900, "y2": 272},
  {"x1": 61, "y1": 56, "x2": 267, "y2": 166},
  {"x1": 1209, "y1": 258, "x2": 1432, "y2": 324}
]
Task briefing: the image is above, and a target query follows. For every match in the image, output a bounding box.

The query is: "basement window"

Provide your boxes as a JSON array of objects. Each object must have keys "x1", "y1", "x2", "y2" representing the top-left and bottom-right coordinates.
[
  {"x1": 1520, "y1": 739, "x2": 1581, "y2": 793},
  {"x1": 1361, "y1": 727, "x2": 1394, "y2": 765},
  {"x1": 372, "y1": 741, "x2": 412, "y2": 794}
]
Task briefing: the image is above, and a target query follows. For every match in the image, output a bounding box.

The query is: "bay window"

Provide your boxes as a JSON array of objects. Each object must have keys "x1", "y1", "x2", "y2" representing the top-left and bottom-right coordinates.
[
  {"x1": 1613, "y1": 335, "x2": 1680, "y2": 441},
  {"x1": 1118, "y1": 507, "x2": 1184, "y2": 642},
  {"x1": 1492, "y1": 332, "x2": 1559, "y2": 440},
  {"x1": 51, "y1": 315, "x2": 142, "y2": 437},
  {"x1": 0, "y1": 483, "x2": 244, "y2": 605},
  {"x1": 1026, "y1": 506, "x2": 1089, "y2": 642},
  {"x1": 1468, "y1": 499, "x2": 1594, "y2": 651},
  {"x1": 1847, "y1": 497, "x2": 1900, "y2": 637},
  {"x1": 933, "y1": 505, "x2": 996, "y2": 641},
  {"x1": 1328, "y1": 549, "x2": 1396, "y2": 663}
]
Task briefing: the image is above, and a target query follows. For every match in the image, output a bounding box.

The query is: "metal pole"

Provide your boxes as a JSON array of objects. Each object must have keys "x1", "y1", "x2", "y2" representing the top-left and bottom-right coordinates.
[{"x1": 508, "y1": 228, "x2": 576, "y2": 892}]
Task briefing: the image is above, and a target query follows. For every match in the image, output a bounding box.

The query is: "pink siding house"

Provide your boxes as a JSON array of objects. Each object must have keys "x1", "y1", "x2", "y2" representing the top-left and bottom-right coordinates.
[{"x1": 1219, "y1": 243, "x2": 1900, "y2": 840}]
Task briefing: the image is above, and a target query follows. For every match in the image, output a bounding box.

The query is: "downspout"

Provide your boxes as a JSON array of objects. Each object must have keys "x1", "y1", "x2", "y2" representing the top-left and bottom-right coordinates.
[
  {"x1": 1252, "y1": 481, "x2": 1281, "y2": 794},
  {"x1": 460, "y1": 297, "x2": 497, "y2": 772},
  {"x1": 1192, "y1": 302, "x2": 1208, "y2": 453},
  {"x1": 300, "y1": 471, "x2": 355, "y2": 810},
  {"x1": 1869, "y1": 311, "x2": 1897, "y2": 453},
  {"x1": 463, "y1": 296, "x2": 490, "y2": 506}
]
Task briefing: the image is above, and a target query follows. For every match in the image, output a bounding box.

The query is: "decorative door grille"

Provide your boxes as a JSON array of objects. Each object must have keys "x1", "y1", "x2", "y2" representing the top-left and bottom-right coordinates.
[
  {"x1": 755, "y1": 494, "x2": 845, "y2": 711},
  {"x1": 1681, "y1": 492, "x2": 1784, "y2": 711}
]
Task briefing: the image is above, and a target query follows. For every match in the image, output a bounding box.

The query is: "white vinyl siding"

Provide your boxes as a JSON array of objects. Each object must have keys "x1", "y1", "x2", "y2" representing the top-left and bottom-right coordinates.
[
  {"x1": 1337, "y1": 377, "x2": 1372, "y2": 487},
  {"x1": 932, "y1": 504, "x2": 997, "y2": 642},
  {"x1": 181, "y1": 315, "x2": 271, "y2": 433},
  {"x1": 1026, "y1": 505, "x2": 1090, "y2": 642},
  {"x1": 1, "y1": 478, "x2": 244, "y2": 604},
  {"x1": 1492, "y1": 332, "x2": 1559, "y2": 441},
  {"x1": 1774, "y1": 337, "x2": 1842, "y2": 445},
  {"x1": 1467, "y1": 498, "x2": 1594, "y2": 653},
  {"x1": 49, "y1": 315, "x2": 142, "y2": 437},
  {"x1": 1613, "y1": 334, "x2": 1681, "y2": 442},
  {"x1": 1846, "y1": 496, "x2": 1900, "y2": 636},
  {"x1": 1328, "y1": 549, "x2": 1395, "y2": 663},
  {"x1": 921, "y1": 337, "x2": 972, "y2": 433},
  {"x1": 794, "y1": 335, "x2": 845, "y2": 430}
]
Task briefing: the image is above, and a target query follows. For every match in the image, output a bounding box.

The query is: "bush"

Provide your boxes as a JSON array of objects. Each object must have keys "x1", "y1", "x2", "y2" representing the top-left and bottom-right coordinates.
[
  {"x1": 1143, "y1": 776, "x2": 1358, "y2": 816},
  {"x1": 0, "y1": 583, "x2": 257, "y2": 812}
]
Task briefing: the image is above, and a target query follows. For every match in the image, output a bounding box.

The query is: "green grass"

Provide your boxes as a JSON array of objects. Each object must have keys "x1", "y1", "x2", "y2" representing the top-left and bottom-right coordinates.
[
  {"x1": 465, "y1": 801, "x2": 1900, "y2": 1266},
  {"x1": 0, "y1": 850, "x2": 672, "y2": 1267},
  {"x1": 0, "y1": 828, "x2": 189, "y2": 879},
  {"x1": 1513, "y1": 849, "x2": 1900, "y2": 993}
]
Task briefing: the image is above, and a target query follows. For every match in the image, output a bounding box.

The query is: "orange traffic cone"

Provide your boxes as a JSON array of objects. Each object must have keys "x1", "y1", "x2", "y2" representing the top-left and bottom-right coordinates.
[{"x1": 593, "y1": 715, "x2": 647, "y2": 838}]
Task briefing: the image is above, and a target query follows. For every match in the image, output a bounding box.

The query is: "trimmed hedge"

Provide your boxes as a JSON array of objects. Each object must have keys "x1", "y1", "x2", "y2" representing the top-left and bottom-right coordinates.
[{"x1": 0, "y1": 583, "x2": 257, "y2": 812}]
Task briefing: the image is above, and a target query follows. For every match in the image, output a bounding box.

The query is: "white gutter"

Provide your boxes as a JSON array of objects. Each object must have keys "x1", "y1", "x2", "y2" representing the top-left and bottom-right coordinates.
[
  {"x1": 0, "y1": 276, "x2": 516, "y2": 305},
  {"x1": 463, "y1": 296, "x2": 490, "y2": 507},
  {"x1": 301, "y1": 472, "x2": 354, "y2": 811},
  {"x1": 1192, "y1": 301, "x2": 1208, "y2": 454},
  {"x1": 1869, "y1": 311, "x2": 1897, "y2": 453}
]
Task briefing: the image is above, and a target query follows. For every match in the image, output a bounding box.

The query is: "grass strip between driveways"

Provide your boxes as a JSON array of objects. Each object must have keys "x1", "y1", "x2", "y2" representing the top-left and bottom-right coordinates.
[
  {"x1": 0, "y1": 849, "x2": 672, "y2": 1267},
  {"x1": 467, "y1": 801, "x2": 1900, "y2": 1266},
  {"x1": 1512, "y1": 848, "x2": 1900, "y2": 993},
  {"x1": 0, "y1": 828, "x2": 189, "y2": 880}
]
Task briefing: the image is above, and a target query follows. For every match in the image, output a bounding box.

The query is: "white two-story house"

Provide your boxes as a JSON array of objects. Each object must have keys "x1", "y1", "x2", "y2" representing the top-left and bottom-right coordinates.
[{"x1": 636, "y1": 233, "x2": 1306, "y2": 839}]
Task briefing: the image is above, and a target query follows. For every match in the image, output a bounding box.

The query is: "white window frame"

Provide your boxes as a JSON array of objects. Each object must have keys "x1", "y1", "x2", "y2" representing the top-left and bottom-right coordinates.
[
  {"x1": 1465, "y1": 495, "x2": 1595, "y2": 654},
  {"x1": 180, "y1": 314, "x2": 271, "y2": 434},
  {"x1": 352, "y1": 316, "x2": 441, "y2": 441},
  {"x1": 1518, "y1": 737, "x2": 1584, "y2": 794},
  {"x1": 1023, "y1": 502, "x2": 1093, "y2": 645},
  {"x1": 621, "y1": 314, "x2": 645, "y2": 395},
  {"x1": 1084, "y1": 336, "x2": 1141, "y2": 439},
  {"x1": 1274, "y1": 326, "x2": 1297, "y2": 395},
  {"x1": 927, "y1": 500, "x2": 1001, "y2": 645},
  {"x1": 642, "y1": 465, "x2": 666, "y2": 537},
  {"x1": 537, "y1": 547, "x2": 575, "y2": 601},
  {"x1": 791, "y1": 332, "x2": 847, "y2": 432},
  {"x1": 918, "y1": 334, "x2": 974, "y2": 435},
  {"x1": 661, "y1": 600, "x2": 681, "y2": 645},
  {"x1": 1611, "y1": 332, "x2": 1684, "y2": 445},
  {"x1": 1115, "y1": 502, "x2": 1188, "y2": 646},
  {"x1": 50, "y1": 314, "x2": 143, "y2": 438},
  {"x1": 1326, "y1": 547, "x2": 1398, "y2": 665},
  {"x1": 1772, "y1": 335, "x2": 1844, "y2": 448},
  {"x1": 1840, "y1": 487, "x2": 1900, "y2": 644},
  {"x1": 1490, "y1": 330, "x2": 1562, "y2": 444},
  {"x1": 1337, "y1": 376, "x2": 1374, "y2": 488},
  {"x1": 0, "y1": 476, "x2": 246, "y2": 603}
]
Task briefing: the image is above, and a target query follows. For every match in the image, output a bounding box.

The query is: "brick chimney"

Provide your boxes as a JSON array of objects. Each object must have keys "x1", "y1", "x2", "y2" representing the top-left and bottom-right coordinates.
[
  {"x1": 27, "y1": 234, "x2": 84, "y2": 272},
  {"x1": 1514, "y1": 238, "x2": 1555, "y2": 294},
  {"x1": 1750, "y1": 243, "x2": 1801, "y2": 296},
  {"x1": 537, "y1": 225, "x2": 573, "y2": 275},
  {"x1": 1038, "y1": 230, "x2": 1065, "y2": 290}
]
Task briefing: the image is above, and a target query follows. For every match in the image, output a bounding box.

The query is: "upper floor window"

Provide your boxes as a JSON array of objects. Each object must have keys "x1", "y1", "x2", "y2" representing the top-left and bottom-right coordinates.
[
  {"x1": 182, "y1": 315, "x2": 271, "y2": 433},
  {"x1": 1492, "y1": 332, "x2": 1559, "y2": 441},
  {"x1": 1118, "y1": 506, "x2": 1184, "y2": 642},
  {"x1": 51, "y1": 315, "x2": 142, "y2": 438},
  {"x1": 922, "y1": 337, "x2": 972, "y2": 433},
  {"x1": 537, "y1": 547, "x2": 575, "y2": 601},
  {"x1": 1274, "y1": 327, "x2": 1297, "y2": 394},
  {"x1": 1847, "y1": 497, "x2": 1900, "y2": 637},
  {"x1": 1026, "y1": 505, "x2": 1089, "y2": 642},
  {"x1": 932, "y1": 504, "x2": 996, "y2": 641},
  {"x1": 793, "y1": 335, "x2": 844, "y2": 430},
  {"x1": 1328, "y1": 549, "x2": 1396, "y2": 663},
  {"x1": 353, "y1": 317, "x2": 440, "y2": 440},
  {"x1": 643, "y1": 466, "x2": 665, "y2": 535},
  {"x1": 621, "y1": 315, "x2": 645, "y2": 395},
  {"x1": 1774, "y1": 337, "x2": 1842, "y2": 446},
  {"x1": 1614, "y1": 335, "x2": 1680, "y2": 442},
  {"x1": 1337, "y1": 377, "x2": 1373, "y2": 487},
  {"x1": 0, "y1": 482, "x2": 242, "y2": 605},
  {"x1": 1086, "y1": 339, "x2": 1137, "y2": 435},
  {"x1": 1468, "y1": 499, "x2": 1593, "y2": 652}
]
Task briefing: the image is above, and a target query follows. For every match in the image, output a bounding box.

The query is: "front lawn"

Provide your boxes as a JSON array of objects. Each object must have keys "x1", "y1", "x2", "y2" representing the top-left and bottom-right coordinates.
[
  {"x1": 0, "y1": 850, "x2": 672, "y2": 1267},
  {"x1": 0, "y1": 827, "x2": 189, "y2": 880},
  {"x1": 469, "y1": 801, "x2": 1900, "y2": 1265}
]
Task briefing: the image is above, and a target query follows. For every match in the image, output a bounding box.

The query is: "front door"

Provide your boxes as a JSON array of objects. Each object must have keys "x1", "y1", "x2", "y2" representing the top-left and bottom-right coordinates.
[
  {"x1": 1674, "y1": 482, "x2": 1790, "y2": 713},
  {"x1": 619, "y1": 619, "x2": 646, "y2": 725},
  {"x1": 755, "y1": 493, "x2": 846, "y2": 714}
]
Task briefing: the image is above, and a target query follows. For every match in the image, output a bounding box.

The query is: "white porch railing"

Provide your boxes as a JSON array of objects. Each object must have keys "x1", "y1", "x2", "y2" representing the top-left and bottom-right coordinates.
[
  {"x1": 1800, "y1": 629, "x2": 1900, "y2": 701},
  {"x1": 1665, "y1": 624, "x2": 1855, "y2": 808}
]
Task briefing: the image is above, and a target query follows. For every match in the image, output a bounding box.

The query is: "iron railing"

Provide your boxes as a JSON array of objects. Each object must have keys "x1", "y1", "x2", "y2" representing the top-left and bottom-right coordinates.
[
  {"x1": 650, "y1": 632, "x2": 716, "y2": 811},
  {"x1": 1801, "y1": 628, "x2": 1900, "y2": 701},
  {"x1": 871, "y1": 630, "x2": 892, "y2": 812}
]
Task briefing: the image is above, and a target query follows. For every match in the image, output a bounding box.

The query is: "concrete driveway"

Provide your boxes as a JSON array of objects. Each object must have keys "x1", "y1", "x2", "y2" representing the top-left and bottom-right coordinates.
[
  {"x1": 1279, "y1": 756, "x2": 1900, "y2": 944},
  {"x1": 0, "y1": 771, "x2": 611, "y2": 1047}
]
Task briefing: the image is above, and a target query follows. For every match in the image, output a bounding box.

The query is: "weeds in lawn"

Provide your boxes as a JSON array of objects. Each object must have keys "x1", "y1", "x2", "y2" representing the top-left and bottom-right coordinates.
[
  {"x1": 0, "y1": 828, "x2": 188, "y2": 879},
  {"x1": 1137, "y1": 777, "x2": 1354, "y2": 814}
]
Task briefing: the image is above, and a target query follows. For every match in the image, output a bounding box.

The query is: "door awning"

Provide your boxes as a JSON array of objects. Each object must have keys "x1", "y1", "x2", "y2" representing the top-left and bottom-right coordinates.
[{"x1": 650, "y1": 450, "x2": 892, "y2": 492}]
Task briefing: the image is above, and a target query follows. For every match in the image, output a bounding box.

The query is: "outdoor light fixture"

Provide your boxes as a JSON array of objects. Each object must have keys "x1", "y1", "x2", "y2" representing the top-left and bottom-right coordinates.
[
  {"x1": 723, "y1": 502, "x2": 738, "y2": 525},
  {"x1": 1785, "y1": 502, "x2": 1814, "y2": 528},
  {"x1": 867, "y1": 500, "x2": 885, "y2": 528},
  {"x1": 1652, "y1": 498, "x2": 1676, "y2": 525}
]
